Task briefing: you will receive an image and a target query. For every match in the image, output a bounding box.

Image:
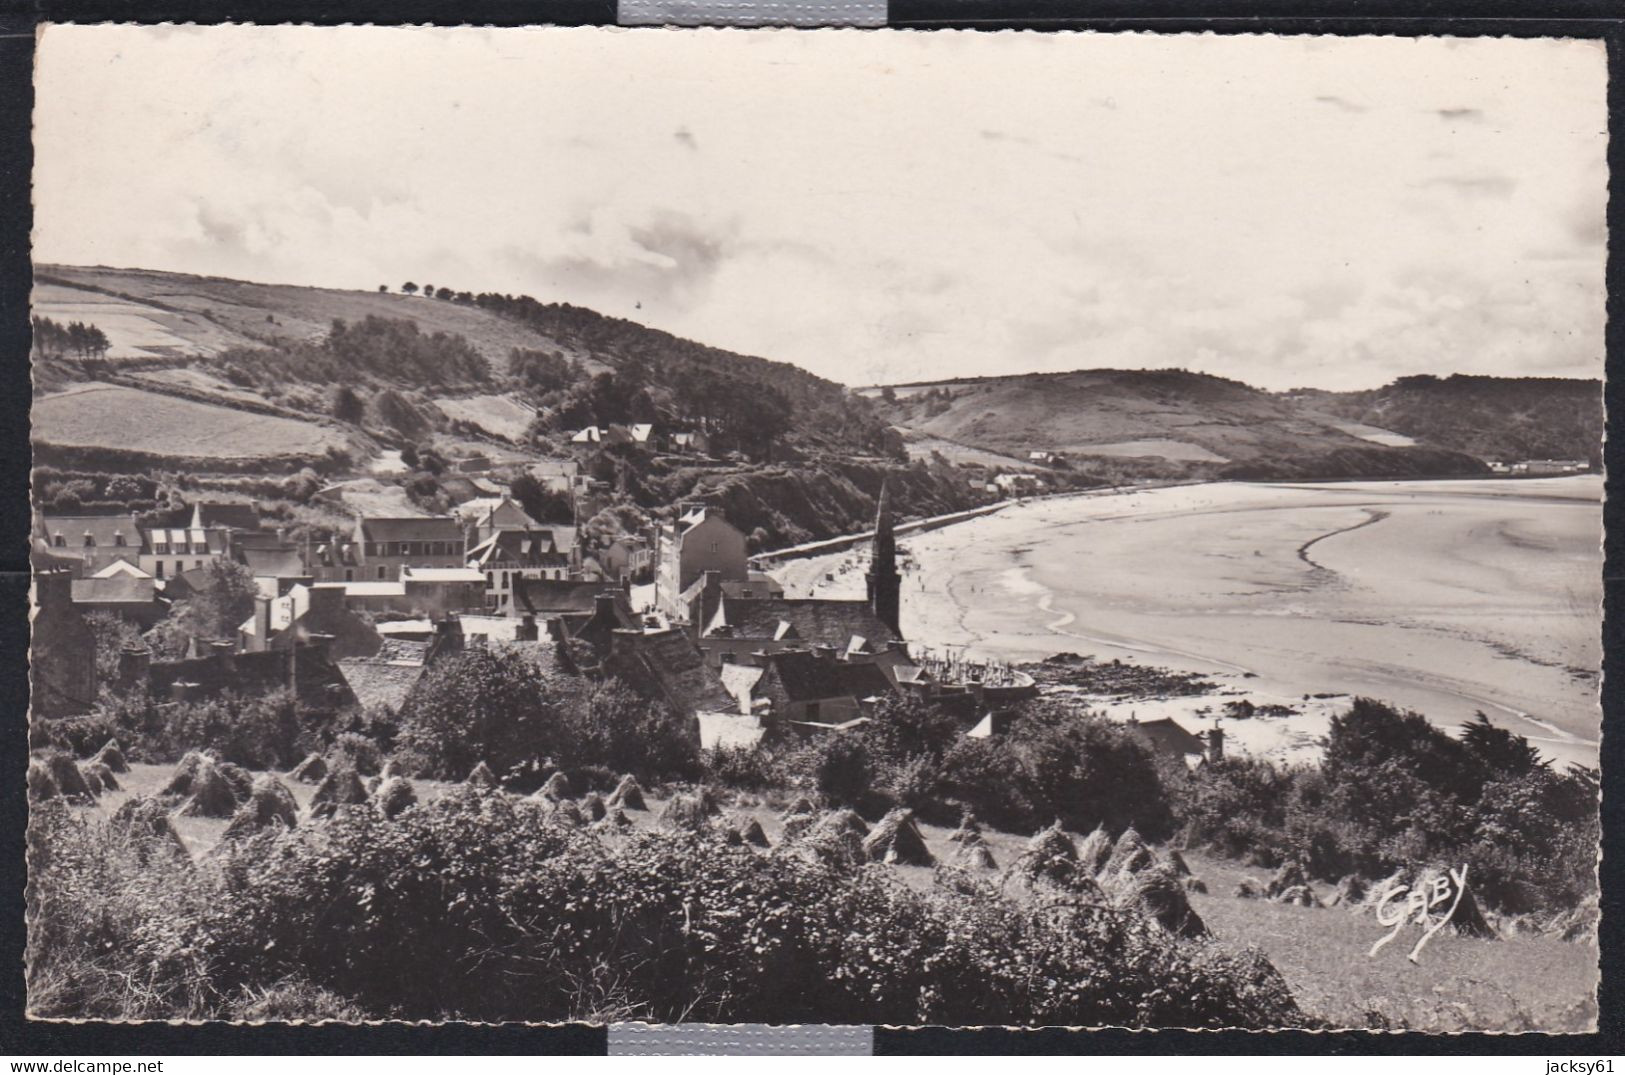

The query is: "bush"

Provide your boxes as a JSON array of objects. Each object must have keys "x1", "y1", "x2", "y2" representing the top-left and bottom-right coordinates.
[{"x1": 27, "y1": 788, "x2": 1305, "y2": 1026}]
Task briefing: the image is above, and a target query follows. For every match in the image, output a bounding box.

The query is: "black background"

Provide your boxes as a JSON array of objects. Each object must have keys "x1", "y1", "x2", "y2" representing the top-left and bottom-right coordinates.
[{"x1": 0, "y1": 0, "x2": 1617, "y2": 1056}]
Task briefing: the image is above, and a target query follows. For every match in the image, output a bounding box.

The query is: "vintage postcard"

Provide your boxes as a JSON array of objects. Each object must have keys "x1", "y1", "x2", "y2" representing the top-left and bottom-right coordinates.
[{"x1": 25, "y1": 25, "x2": 1604, "y2": 1032}]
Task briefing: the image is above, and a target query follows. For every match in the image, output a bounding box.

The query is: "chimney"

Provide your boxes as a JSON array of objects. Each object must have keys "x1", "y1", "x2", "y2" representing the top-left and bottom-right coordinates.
[
  {"x1": 516, "y1": 613, "x2": 538, "y2": 642},
  {"x1": 306, "y1": 584, "x2": 342, "y2": 625},
  {"x1": 249, "y1": 594, "x2": 273, "y2": 653},
  {"x1": 594, "y1": 593, "x2": 621, "y2": 621},
  {"x1": 1206, "y1": 721, "x2": 1225, "y2": 764},
  {"x1": 208, "y1": 639, "x2": 235, "y2": 675},
  {"x1": 33, "y1": 570, "x2": 72, "y2": 614}
]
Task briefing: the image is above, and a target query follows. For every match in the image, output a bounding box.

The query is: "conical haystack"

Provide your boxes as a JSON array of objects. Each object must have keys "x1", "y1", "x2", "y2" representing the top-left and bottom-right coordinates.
[
  {"x1": 954, "y1": 839, "x2": 998, "y2": 870},
  {"x1": 1327, "y1": 874, "x2": 1367, "y2": 908},
  {"x1": 787, "y1": 826, "x2": 866, "y2": 871},
  {"x1": 594, "y1": 807, "x2": 634, "y2": 831},
  {"x1": 1275, "y1": 884, "x2": 1320, "y2": 908},
  {"x1": 161, "y1": 751, "x2": 214, "y2": 801},
  {"x1": 781, "y1": 813, "x2": 816, "y2": 842},
  {"x1": 580, "y1": 791, "x2": 607, "y2": 822},
  {"x1": 38, "y1": 751, "x2": 95, "y2": 802},
  {"x1": 222, "y1": 777, "x2": 299, "y2": 839},
  {"x1": 27, "y1": 759, "x2": 58, "y2": 802},
  {"x1": 1233, "y1": 879, "x2": 1263, "y2": 899},
  {"x1": 862, "y1": 808, "x2": 934, "y2": 866},
  {"x1": 812, "y1": 808, "x2": 869, "y2": 840},
  {"x1": 1112, "y1": 866, "x2": 1210, "y2": 939},
  {"x1": 1353, "y1": 870, "x2": 1409, "y2": 916},
  {"x1": 947, "y1": 810, "x2": 981, "y2": 843},
  {"x1": 1005, "y1": 821, "x2": 1102, "y2": 897},
  {"x1": 83, "y1": 761, "x2": 118, "y2": 793},
  {"x1": 1101, "y1": 826, "x2": 1152, "y2": 879},
  {"x1": 215, "y1": 762, "x2": 254, "y2": 802},
  {"x1": 551, "y1": 798, "x2": 586, "y2": 827},
  {"x1": 289, "y1": 753, "x2": 328, "y2": 785},
  {"x1": 180, "y1": 761, "x2": 241, "y2": 818},
  {"x1": 1076, "y1": 825, "x2": 1113, "y2": 875},
  {"x1": 1264, "y1": 860, "x2": 1311, "y2": 901},
  {"x1": 79, "y1": 765, "x2": 104, "y2": 795},
  {"x1": 110, "y1": 796, "x2": 188, "y2": 861},
  {"x1": 539, "y1": 771, "x2": 572, "y2": 801},
  {"x1": 735, "y1": 816, "x2": 770, "y2": 847},
  {"x1": 373, "y1": 776, "x2": 418, "y2": 819},
  {"x1": 1157, "y1": 846, "x2": 1193, "y2": 877},
  {"x1": 92, "y1": 738, "x2": 129, "y2": 774},
  {"x1": 310, "y1": 766, "x2": 368, "y2": 819},
  {"x1": 1183, "y1": 876, "x2": 1208, "y2": 894},
  {"x1": 606, "y1": 775, "x2": 645, "y2": 811},
  {"x1": 466, "y1": 760, "x2": 500, "y2": 790},
  {"x1": 658, "y1": 792, "x2": 715, "y2": 832},
  {"x1": 778, "y1": 794, "x2": 816, "y2": 821},
  {"x1": 1413, "y1": 866, "x2": 1495, "y2": 939}
]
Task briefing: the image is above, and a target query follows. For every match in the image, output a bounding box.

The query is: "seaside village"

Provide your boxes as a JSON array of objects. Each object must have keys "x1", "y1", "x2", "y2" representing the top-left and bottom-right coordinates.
[{"x1": 33, "y1": 469, "x2": 1243, "y2": 770}]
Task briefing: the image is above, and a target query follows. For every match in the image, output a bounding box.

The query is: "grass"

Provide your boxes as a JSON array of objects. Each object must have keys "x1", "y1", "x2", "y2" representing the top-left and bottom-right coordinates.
[
  {"x1": 32, "y1": 383, "x2": 349, "y2": 460},
  {"x1": 72, "y1": 765, "x2": 1597, "y2": 1032}
]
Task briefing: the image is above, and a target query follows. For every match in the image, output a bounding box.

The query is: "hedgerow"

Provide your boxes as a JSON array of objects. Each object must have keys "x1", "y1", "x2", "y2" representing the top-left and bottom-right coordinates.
[{"x1": 28, "y1": 788, "x2": 1303, "y2": 1027}]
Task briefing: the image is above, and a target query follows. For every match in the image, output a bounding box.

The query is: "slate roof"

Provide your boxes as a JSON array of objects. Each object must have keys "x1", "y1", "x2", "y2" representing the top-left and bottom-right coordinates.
[
  {"x1": 71, "y1": 576, "x2": 160, "y2": 605},
  {"x1": 355, "y1": 516, "x2": 464, "y2": 543},
  {"x1": 91, "y1": 558, "x2": 150, "y2": 579},
  {"x1": 1127, "y1": 717, "x2": 1207, "y2": 759},
  {"x1": 338, "y1": 657, "x2": 428, "y2": 713},
  {"x1": 719, "y1": 663, "x2": 765, "y2": 713},
  {"x1": 192, "y1": 502, "x2": 262, "y2": 532},
  {"x1": 467, "y1": 529, "x2": 572, "y2": 568},
  {"x1": 38, "y1": 514, "x2": 144, "y2": 554},
  {"x1": 515, "y1": 578, "x2": 623, "y2": 616},
  {"x1": 704, "y1": 597, "x2": 900, "y2": 650},
  {"x1": 240, "y1": 545, "x2": 307, "y2": 579},
  {"x1": 607, "y1": 628, "x2": 736, "y2": 717},
  {"x1": 764, "y1": 650, "x2": 894, "y2": 704}
]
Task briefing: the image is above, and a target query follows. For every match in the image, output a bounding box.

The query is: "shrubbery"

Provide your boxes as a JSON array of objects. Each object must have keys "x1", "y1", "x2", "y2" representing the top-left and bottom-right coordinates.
[
  {"x1": 27, "y1": 789, "x2": 1302, "y2": 1026},
  {"x1": 1170, "y1": 699, "x2": 1599, "y2": 914}
]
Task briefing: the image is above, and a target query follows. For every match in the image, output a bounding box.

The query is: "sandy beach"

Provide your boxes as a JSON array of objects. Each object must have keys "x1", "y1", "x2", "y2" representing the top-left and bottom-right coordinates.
[{"x1": 774, "y1": 477, "x2": 1603, "y2": 768}]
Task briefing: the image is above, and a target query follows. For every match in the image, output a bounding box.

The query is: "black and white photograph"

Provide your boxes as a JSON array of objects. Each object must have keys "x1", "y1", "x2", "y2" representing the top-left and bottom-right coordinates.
[{"x1": 23, "y1": 24, "x2": 1605, "y2": 1032}]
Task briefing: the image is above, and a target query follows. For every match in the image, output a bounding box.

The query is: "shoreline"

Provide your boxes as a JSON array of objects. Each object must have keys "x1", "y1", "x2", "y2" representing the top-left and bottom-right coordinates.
[{"x1": 772, "y1": 476, "x2": 1602, "y2": 769}]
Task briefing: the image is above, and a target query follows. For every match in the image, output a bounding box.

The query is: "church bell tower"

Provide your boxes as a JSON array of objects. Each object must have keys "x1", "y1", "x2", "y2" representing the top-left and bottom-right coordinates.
[{"x1": 866, "y1": 479, "x2": 902, "y2": 636}]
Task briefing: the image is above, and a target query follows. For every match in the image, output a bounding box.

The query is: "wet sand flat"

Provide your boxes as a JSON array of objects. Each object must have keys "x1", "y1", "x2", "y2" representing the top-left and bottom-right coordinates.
[{"x1": 779, "y1": 477, "x2": 1602, "y2": 766}]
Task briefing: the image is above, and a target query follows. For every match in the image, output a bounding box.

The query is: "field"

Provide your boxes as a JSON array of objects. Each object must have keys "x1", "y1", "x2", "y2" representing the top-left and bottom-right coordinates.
[
  {"x1": 898, "y1": 430, "x2": 1041, "y2": 471},
  {"x1": 434, "y1": 394, "x2": 537, "y2": 441},
  {"x1": 32, "y1": 382, "x2": 350, "y2": 461},
  {"x1": 776, "y1": 477, "x2": 1604, "y2": 769},
  {"x1": 36, "y1": 265, "x2": 609, "y2": 375},
  {"x1": 81, "y1": 762, "x2": 1596, "y2": 1031}
]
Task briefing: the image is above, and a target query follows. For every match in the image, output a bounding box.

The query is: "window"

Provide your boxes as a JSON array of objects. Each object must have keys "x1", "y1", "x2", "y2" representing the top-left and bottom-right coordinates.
[
  {"x1": 345, "y1": 569, "x2": 354, "y2": 582},
  {"x1": 154, "y1": 562, "x2": 164, "y2": 579},
  {"x1": 806, "y1": 702, "x2": 821, "y2": 720},
  {"x1": 195, "y1": 560, "x2": 204, "y2": 569},
  {"x1": 83, "y1": 535, "x2": 95, "y2": 547},
  {"x1": 720, "y1": 652, "x2": 737, "y2": 664},
  {"x1": 114, "y1": 534, "x2": 126, "y2": 547},
  {"x1": 377, "y1": 566, "x2": 386, "y2": 580},
  {"x1": 53, "y1": 535, "x2": 64, "y2": 548}
]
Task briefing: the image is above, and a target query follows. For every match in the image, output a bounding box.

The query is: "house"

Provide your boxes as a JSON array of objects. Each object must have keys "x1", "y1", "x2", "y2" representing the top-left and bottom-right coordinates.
[
  {"x1": 1028, "y1": 451, "x2": 1060, "y2": 465},
  {"x1": 70, "y1": 575, "x2": 167, "y2": 628},
  {"x1": 118, "y1": 639, "x2": 356, "y2": 712},
  {"x1": 91, "y1": 558, "x2": 151, "y2": 579},
  {"x1": 234, "y1": 532, "x2": 309, "y2": 585},
  {"x1": 190, "y1": 501, "x2": 262, "y2": 533},
  {"x1": 141, "y1": 522, "x2": 232, "y2": 581},
  {"x1": 598, "y1": 532, "x2": 654, "y2": 584},
  {"x1": 467, "y1": 528, "x2": 575, "y2": 610},
  {"x1": 1519, "y1": 459, "x2": 1591, "y2": 476},
  {"x1": 312, "y1": 567, "x2": 486, "y2": 619},
  {"x1": 336, "y1": 638, "x2": 433, "y2": 715},
  {"x1": 656, "y1": 507, "x2": 748, "y2": 616},
  {"x1": 352, "y1": 516, "x2": 467, "y2": 580},
  {"x1": 31, "y1": 570, "x2": 98, "y2": 717},
  {"x1": 530, "y1": 458, "x2": 589, "y2": 496},
  {"x1": 237, "y1": 584, "x2": 381, "y2": 660},
  {"x1": 1126, "y1": 717, "x2": 1209, "y2": 769},
  {"x1": 603, "y1": 625, "x2": 738, "y2": 722},
  {"x1": 752, "y1": 648, "x2": 894, "y2": 725},
  {"x1": 570, "y1": 425, "x2": 603, "y2": 445},
  {"x1": 992, "y1": 473, "x2": 1046, "y2": 496},
  {"x1": 671, "y1": 430, "x2": 709, "y2": 455},
  {"x1": 302, "y1": 533, "x2": 361, "y2": 582},
  {"x1": 467, "y1": 496, "x2": 541, "y2": 543},
  {"x1": 438, "y1": 474, "x2": 505, "y2": 505},
  {"x1": 630, "y1": 422, "x2": 657, "y2": 447},
  {"x1": 512, "y1": 577, "x2": 637, "y2": 641},
  {"x1": 35, "y1": 513, "x2": 146, "y2": 576},
  {"x1": 697, "y1": 597, "x2": 900, "y2": 671}
]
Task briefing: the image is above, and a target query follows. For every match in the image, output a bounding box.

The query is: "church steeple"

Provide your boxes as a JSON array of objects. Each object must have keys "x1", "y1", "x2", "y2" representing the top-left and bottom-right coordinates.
[{"x1": 866, "y1": 478, "x2": 902, "y2": 636}]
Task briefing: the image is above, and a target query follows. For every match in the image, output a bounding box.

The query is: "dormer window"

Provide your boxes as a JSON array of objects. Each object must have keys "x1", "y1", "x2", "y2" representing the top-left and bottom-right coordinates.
[
  {"x1": 83, "y1": 532, "x2": 95, "y2": 548},
  {"x1": 114, "y1": 532, "x2": 126, "y2": 546},
  {"x1": 52, "y1": 534, "x2": 64, "y2": 548}
]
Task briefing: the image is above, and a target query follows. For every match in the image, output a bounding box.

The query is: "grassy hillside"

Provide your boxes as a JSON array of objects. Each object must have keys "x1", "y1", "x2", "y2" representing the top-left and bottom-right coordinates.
[
  {"x1": 865, "y1": 368, "x2": 1489, "y2": 481},
  {"x1": 1291, "y1": 374, "x2": 1604, "y2": 467}
]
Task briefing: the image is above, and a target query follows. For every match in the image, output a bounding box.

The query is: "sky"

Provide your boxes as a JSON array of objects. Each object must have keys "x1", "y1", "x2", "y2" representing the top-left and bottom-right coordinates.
[{"x1": 33, "y1": 26, "x2": 1608, "y2": 391}]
